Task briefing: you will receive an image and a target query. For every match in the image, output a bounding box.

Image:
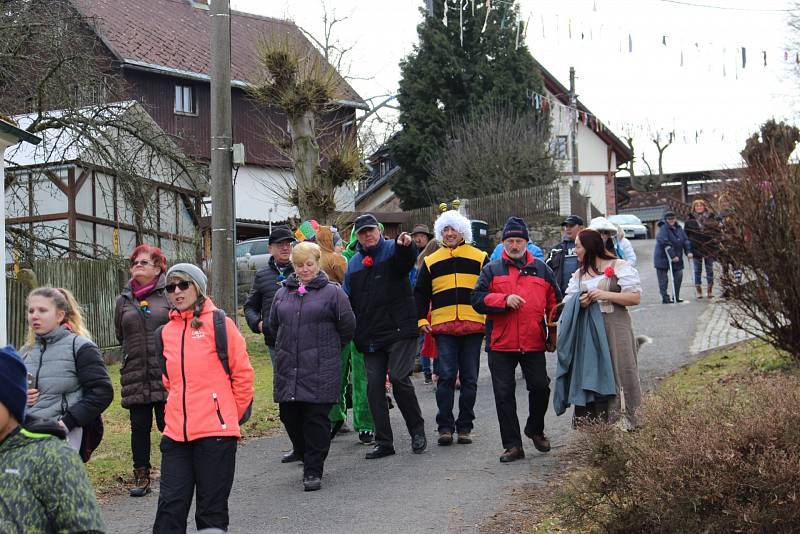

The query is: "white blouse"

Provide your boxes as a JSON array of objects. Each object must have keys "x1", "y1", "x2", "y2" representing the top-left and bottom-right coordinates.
[{"x1": 564, "y1": 260, "x2": 643, "y2": 301}]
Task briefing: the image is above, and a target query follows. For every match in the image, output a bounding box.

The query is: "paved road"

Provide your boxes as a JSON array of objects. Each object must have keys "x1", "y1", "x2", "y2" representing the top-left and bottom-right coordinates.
[{"x1": 103, "y1": 239, "x2": 722, "y2": 533}]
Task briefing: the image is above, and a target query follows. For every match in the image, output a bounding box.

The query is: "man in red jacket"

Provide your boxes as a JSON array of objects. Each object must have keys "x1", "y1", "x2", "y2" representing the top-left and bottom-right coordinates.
[{"x1": 471, "y1": 217, "x2": 561, "y2": 463}]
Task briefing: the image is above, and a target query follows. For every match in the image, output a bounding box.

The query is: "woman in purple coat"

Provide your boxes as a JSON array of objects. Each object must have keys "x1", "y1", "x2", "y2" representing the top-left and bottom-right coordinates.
[{"x1": 268, "y1": 241, "x2": 356, "y2": 491}]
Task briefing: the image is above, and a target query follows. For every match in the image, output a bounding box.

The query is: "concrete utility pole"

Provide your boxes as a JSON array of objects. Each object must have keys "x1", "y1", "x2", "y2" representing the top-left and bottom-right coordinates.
[
  {"x1": 569, "y1": 66, "x2": 579, "y2": 176},
  {"x1": 210, "y1": 0, "x2": 235, "y2": 318}
]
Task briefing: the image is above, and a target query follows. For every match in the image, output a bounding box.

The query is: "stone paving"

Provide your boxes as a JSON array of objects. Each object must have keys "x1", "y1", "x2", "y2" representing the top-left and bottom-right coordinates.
[{"x1": 689, "y1": 299, "x2": 754, "y2": 354}]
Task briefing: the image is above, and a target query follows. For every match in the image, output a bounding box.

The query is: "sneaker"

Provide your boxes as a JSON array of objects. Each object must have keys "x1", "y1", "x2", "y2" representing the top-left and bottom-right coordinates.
[
  {"x1": 424, "y1": 373, "x2": 432, "y2": 384},
  {"x1": 281, "y1": 449, "x2": 303, "y2": 463},
  {"x1": 499, "y1": 447, "x2": 525, "y2": 463},
  {"x1": 411, "y1": 433, "x2": 427, "y2": 454},
  {"x1": 358, "y1": 431, "x2": 375, "y2": 445},
  {"x1": 437, "y1": 431, "x2": 453, "y2": 446},
  {"x1": 365, "y1": 444, "x2": 396, "y2": 460},
  {"x1": 129, "y1": 467, "x2": 151, "y2": 497},
  {"x1": 303, "y1": 475, "x2": 322, "y2": 492},
  {"x1": 457, "y1": 432, "x2": 472, "y2": 444}
]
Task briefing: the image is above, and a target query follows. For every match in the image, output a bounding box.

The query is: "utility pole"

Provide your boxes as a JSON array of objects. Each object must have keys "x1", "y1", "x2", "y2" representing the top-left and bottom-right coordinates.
[
  {"x1": 210, "y1": 0, "x2": 235, "y2": 318},
  {"x1": 569, "y1": 66, "x2": 579, "y2": 176}
]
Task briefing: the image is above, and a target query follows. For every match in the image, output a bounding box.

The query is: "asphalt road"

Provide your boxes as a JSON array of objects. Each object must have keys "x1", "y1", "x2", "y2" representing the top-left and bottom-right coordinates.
[{"x1": 102, "y1": 239, "x2": 709, "y2": 533}]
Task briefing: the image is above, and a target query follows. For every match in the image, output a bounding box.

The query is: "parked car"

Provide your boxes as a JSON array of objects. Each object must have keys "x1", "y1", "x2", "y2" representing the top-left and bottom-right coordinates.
[
  {"x1": 608, "y1": 214, "x2": 649, "y2": 239},
  {"x1": 236, "y1": 238, "x2": 270, "y2": 270}
]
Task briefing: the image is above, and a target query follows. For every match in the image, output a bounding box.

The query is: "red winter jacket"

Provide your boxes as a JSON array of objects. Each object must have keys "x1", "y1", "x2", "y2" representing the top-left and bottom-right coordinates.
[
  {"x1": 471, "y1": 250, "x2": 561, "y2": 353},
  {"x1": 161, "y1": 299, "x2": 254, "y2": 442}
]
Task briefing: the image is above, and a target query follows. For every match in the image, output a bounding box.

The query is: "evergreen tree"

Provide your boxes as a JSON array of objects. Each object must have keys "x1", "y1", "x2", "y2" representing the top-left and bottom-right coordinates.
[{"x1": 390, "y1": 0, "x2": 546, "y2": 209}]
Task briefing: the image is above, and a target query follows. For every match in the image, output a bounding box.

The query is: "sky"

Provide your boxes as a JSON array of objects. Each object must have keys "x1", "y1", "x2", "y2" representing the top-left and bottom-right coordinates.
[{"x1": 232, "y1": 0, "x2": 798, "y2": 174}]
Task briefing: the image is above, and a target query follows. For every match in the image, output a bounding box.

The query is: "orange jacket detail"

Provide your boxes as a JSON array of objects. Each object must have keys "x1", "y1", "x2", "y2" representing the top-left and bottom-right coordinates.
[{"x1": 161, "y1": 299, "x2": 255, "y2": 442}]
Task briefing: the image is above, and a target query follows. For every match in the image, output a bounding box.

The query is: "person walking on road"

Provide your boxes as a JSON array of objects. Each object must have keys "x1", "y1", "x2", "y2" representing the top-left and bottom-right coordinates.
[
  {"x1": 153, "y1": 264, "x2": 254, "y2": 534},
  {"x1": 0, "y1": 346, "x2": 106, "y2": 534},
  {"x1": 472, "y1": 217, "x2": 560, "y2": 463},
  {"x1": 22, "y1": 287, "x2": 113, "y2": 456},
  {"x1": 654, "y1": 211, "x2": 693, "y2": 303},
  {"x1": 343, "y1": 214, "x2": 427, "y2": 459},
  {"x1": 414, "y1": 210, "x2": 487, "y2": 447},
  {"x1": 244, "y1": 225, "x2": 295, "y2": 367},
  {"x1": 269, "y1": 242, "x2": 356, "y2": 491},
  {"x1": 546, "y1": 215, "x2": 585, "y2": 298},
  {"x1": 684, "y1": 199, "x2": 718, "y2": 299},
  {"x1": 554, "y1": 229, "x2": 643, "y2": 429},
  {"x1": 114, "y1": 244, "x2": 170, "y2": 497}
]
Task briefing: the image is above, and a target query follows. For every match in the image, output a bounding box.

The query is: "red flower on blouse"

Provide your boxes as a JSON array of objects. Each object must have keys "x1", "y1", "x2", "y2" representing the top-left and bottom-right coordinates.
[
  {"x1": 362, "y1": 256, "x2": 374, "y2": 268},
  {"x1": 604, "y1": 266, "x2": 615, "y2": 278}
]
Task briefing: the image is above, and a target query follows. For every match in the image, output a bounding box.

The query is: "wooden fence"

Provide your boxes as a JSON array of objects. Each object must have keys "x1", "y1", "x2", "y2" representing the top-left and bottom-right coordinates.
[
  {"x1": 6, "y1": 259, "x2": 124, "y2": 350},
  {"x1": 405, "y1": 182, "x2": 561, "y2": 234}
]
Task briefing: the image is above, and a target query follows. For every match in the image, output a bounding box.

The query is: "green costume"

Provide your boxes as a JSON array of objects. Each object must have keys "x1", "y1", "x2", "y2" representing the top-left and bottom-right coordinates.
[
  {"x1": 329, "y1": 226, "x2": 376, "y2": 434},
  {"x1": 0, "y1": 426, "x2": 105, "y2": 533}
]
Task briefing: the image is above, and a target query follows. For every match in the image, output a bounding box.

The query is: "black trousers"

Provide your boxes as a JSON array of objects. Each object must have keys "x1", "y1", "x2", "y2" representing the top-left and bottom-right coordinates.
[
  {"x1": 129, "y1": 402, "x2": 165, "y2": 469},
  {"x1": 153, "y1": 436, "x2": 237, "y2": 534},
  {"x1": 364, "y1": 337, "x2": 425, "y2": 448},
  {"x1": 488, "y1": 351, "x2": 550, "y2": 450},
  {"x1": 279, "y1": 401, "x2": 334, "y2": 478}
]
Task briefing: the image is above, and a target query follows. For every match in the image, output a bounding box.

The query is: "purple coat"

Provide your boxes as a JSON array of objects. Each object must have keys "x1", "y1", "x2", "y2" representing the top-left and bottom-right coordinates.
[{"x1": 268, "y1": 271, "x2": 356, "y2": 404}]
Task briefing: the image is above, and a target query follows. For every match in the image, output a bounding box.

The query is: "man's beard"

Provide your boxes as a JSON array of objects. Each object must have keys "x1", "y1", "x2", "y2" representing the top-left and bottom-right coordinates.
[{"x1": 505, "y1": 249, "x2": 526, "y2": 259}]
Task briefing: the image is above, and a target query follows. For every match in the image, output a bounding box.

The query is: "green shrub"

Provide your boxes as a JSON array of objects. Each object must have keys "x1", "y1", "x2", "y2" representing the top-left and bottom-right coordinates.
[{"x1": 557, "y1": 374, "x2": 800, "y2": 533}]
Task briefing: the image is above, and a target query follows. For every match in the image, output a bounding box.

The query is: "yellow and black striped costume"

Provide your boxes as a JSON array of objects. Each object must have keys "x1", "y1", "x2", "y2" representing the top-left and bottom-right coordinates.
[{"x1": 414, "y1": 244, "x2": 488, "y2": 327}]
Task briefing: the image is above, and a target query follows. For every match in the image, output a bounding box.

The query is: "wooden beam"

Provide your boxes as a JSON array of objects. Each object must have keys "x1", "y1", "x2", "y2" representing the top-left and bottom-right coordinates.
[
  {"x1": 68, "y1": 167, "x2": 76, "y2": 259},
  {"x1": 44, "y1": 170, "x2": 69, "y2": 195}
]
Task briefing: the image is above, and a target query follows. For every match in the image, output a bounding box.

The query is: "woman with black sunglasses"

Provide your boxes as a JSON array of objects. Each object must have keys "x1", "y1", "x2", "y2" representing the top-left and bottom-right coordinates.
[{"x1": 114, "y1": 244, "x2": 171, "y2": 497}]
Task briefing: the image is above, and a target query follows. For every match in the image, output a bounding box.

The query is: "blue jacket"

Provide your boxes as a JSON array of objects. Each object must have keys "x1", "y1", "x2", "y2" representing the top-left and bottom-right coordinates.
[
  {"x1": 553, "y1": 294, "x2": 617, "y2": 416},
  {"x1": 490, "y1": 242, "x2": 544, "y2": 262},
  {"x1": 654, "y1": 218, "x2": 692, "y2": 271}
]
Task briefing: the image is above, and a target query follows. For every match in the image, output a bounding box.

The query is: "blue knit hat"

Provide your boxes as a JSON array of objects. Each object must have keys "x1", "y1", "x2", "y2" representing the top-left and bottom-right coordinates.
[
  {"x1": 0, "y1": 346, "x2": 28, "y2": 424},
  {"x1": 502, "y1": 217, "x2": 529, "y2": 242}
]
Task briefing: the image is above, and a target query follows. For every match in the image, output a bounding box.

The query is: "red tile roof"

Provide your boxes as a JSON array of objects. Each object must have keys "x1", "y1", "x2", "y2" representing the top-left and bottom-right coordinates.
[{"x1": 70, "y1": 0, "x2": 364, "y2": 105}]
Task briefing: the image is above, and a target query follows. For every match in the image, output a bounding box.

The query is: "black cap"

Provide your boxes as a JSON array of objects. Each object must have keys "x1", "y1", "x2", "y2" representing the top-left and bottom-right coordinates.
[
  {"x1": 268, "y1": 226, "x2": 294, "y2": 245},
  {"x1": 354, "y1": 213, "x2": 380, "y2": 233},
  {"x1": 561, "y1": 215, "x2": 585, "y2": 226},
  {"x1": 664, "y1": 211, "x2": 676, "y2": 218}
]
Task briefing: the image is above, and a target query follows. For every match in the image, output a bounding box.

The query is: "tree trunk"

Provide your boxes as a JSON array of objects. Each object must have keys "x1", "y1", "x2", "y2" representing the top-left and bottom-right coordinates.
[{"x1": 290, "y1": 111, "x2": 322, "y2": 221}]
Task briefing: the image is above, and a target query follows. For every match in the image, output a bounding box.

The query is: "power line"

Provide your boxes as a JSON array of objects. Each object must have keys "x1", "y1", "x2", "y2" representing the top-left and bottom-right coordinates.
[{"x1": 657, "y1": 0, "x2": 794, "y2": 13}]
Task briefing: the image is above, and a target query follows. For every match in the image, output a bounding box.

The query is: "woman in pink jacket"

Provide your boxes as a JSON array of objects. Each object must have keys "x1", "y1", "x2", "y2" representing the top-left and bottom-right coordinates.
[{"x1": 153, "y1": 263, "x2": 254, "y2": 534}]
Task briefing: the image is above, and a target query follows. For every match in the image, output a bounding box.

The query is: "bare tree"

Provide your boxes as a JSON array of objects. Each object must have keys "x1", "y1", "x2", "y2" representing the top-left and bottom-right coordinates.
[
  {"x1": 427, "y1": 106, "x2": 559, "y2": 201},
  {"x1": 630, "y1": 132, "x2": 673, "y2": 192}
]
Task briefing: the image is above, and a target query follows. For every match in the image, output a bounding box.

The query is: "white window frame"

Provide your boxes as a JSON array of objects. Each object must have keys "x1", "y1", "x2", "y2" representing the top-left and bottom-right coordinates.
[{"x1": 174, "y1": 85, "x2": 196, "y2": 115}]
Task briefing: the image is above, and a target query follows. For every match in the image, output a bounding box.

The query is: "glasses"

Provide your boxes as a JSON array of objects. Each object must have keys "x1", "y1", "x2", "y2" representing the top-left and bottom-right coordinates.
[
  {"x1": 165, "y1": 281, "x2": 192, "y2": 293},
  {"x1": 130, "y1": 259, "x2": 152, "y2": 267}
]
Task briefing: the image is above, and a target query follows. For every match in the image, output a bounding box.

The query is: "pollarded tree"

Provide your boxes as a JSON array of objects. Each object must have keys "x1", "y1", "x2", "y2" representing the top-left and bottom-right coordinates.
[{"x1": 390, "y1": 0, "x2": 545, "y2": 209}]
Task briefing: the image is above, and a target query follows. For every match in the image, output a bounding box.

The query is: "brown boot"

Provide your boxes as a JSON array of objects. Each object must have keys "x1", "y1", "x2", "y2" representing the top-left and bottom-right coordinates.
[
  {"x1": 129, "y1": 467, "x2": 151, "y2": 497},
  {"x1": 695, "y1": 285, "x2": 703, "y2": 299},
  {"x1": 707, "y1": 284, "x2": 714, "y2": 299}
]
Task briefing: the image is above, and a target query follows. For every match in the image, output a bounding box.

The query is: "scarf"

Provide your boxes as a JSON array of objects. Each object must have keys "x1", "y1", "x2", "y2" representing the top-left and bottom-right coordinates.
[{"x1": 131, "y1": 277, "x2": 158, "y2": 300}]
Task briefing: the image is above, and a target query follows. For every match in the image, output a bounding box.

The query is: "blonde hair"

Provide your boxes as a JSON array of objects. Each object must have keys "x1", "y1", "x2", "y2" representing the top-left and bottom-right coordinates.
[
  {"x1": 25, "y1": 287, "x2": 92, "y2": 346},
  {"x1": 291, "y1": 241, "x2": 321, "y2": 266},
  {"x1": 167, "y1": 272, "x2": 205, "y2": 329}
]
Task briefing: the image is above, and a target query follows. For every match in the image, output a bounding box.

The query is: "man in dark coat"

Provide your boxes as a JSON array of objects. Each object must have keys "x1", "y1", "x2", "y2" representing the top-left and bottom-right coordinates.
[
  {"x1": 244, "y1": 226, "x2": 295, "y2": 364},
  {"x1": 343, "y1": 214, "x2": 427, "y2": 459},
  {"x1": 654, "y1": 211, "x2": 693, "y2": 303},
  {"x1": 546, "y1": 214, "x2": 585, "y2": 299}
]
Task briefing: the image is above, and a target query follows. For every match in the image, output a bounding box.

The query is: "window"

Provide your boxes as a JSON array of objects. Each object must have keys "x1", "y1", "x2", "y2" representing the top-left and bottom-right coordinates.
[
  {"x1": 249, "y1": 240, "x2": 268, "y2": 256},
  {"x1": 174, "y1": 85, "x2": 196, "y2": 114},
  {"x1": 553, "y1": 135, "x2": 569, "y2": 160}
]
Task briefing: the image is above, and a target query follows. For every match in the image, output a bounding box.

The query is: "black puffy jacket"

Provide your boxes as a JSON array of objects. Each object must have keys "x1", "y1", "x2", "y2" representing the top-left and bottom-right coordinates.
[{"x1": 244, "y1": 256, "x2": 294, "y2": 346}]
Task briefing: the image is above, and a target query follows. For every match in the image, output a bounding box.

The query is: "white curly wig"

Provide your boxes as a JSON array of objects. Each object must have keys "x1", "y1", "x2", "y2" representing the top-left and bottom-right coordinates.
[{"x1": 434, "y1": 210, "x2": 473, "y2": 244}]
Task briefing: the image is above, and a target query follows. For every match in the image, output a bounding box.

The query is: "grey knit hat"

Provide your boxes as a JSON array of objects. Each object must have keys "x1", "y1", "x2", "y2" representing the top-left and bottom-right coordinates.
[{"x1": 166, "y1": 263, "x2": 207, "y2": 295}]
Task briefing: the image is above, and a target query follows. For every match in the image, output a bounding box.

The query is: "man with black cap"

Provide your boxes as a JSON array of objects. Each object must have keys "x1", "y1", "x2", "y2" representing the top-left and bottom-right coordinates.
[
  {"x1": 472, "y1": 217, "x2": 561, "y2": 463},
  {"x1": 0, "y1": 345, "x2": 105, "y2": 532},
  {"x1": 343, "y1": 214, "x2": 427, "y2": 459},
  {"x1": 546, "y1": 214, "x2": 584, "y2": 298},
  {"x1": 244, "y1": 225, "x2": 295, "y2": 365}
]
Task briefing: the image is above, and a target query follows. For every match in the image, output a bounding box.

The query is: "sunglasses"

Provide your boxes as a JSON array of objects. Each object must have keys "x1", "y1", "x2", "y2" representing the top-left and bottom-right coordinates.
[
  {"x1": 130, "y1": 259, "x2": 152, "y2": 267},
  {"x1": 165, "y1": 281, "x2": 192, "y2": 293}
]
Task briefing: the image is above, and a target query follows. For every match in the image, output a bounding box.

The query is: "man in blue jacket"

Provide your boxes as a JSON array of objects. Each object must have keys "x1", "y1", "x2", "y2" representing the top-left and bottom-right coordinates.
[
  {"x1": 654, "y1": 211, "x2": 693, "y2": 303},
  {"x1": 344, "y1": 214, "x2": 427, "y2": 459}
]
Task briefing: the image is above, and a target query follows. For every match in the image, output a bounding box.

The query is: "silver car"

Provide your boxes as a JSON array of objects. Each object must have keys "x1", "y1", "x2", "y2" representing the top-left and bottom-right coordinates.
[
  {"x1": 609, "y1": 214, "x2": 649, "y2": 239},
  {"x1": 235, "y1": 238, "x2": 270, "y2": 270}
]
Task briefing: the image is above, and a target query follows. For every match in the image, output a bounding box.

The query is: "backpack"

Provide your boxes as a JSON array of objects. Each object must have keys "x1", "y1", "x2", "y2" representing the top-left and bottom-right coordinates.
[{"x1": 155, "y1": 309, "x2": 252, "y2": 425}]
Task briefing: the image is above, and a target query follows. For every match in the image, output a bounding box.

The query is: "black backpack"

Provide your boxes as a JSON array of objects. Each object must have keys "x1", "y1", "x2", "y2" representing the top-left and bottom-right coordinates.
[{"x1": 155, "y1": 309, "x2": 252, "y2": 425}]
